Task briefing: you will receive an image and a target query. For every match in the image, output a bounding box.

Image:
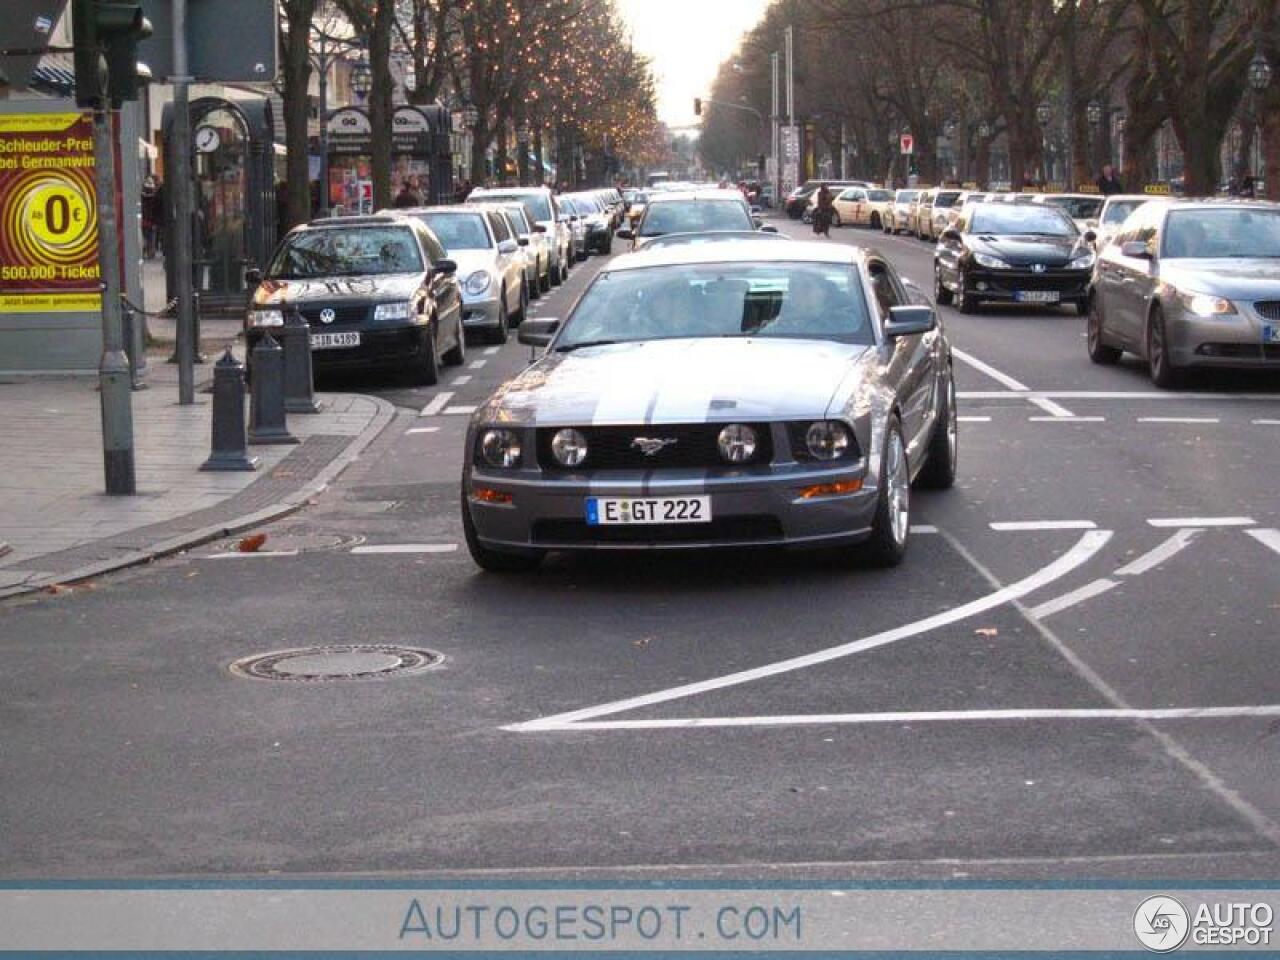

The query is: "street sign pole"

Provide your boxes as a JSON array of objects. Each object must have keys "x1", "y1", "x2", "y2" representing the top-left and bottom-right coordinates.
[
  {"x1": 93, "y1": 102, "x2": 137, "y2": 495},
  {"x1": 170, "y1": 0, "x2": 195, "y2": 404},
  {"x1": 770, "y1": 50, "x2": 780, "y2": 209}
]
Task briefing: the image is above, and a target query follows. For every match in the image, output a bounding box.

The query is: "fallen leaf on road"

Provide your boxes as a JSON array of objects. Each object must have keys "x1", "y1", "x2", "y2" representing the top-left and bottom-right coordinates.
[
  {"x1": 974, "y1": 627, "x2": 999, "y2": 637},
  {"x1": 41, "y1": 584, "x2": 69, "y2": 595},
  {"x1": 237, "y1": 533, "x2": 268, "y2": 553},
  {"x1": 632, "y1": 636, "x2": 653, "y2": 648}
]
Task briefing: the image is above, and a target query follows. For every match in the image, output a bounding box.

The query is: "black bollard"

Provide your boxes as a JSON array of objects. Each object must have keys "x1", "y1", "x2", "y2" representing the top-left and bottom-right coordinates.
[
  {"x1": 201, "y1": 348, "x2": 259, "y2": 471},
  {"x1": 248, "y1": 333, "x2": 299, "y2": 446},
  {"x1": 281, "y1": 307, "x2": 322, "y2": 413}
]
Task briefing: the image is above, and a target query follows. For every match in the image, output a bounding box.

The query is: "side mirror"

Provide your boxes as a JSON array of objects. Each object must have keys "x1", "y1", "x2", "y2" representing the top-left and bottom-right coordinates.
[
  {"x1": 1120, "y1": 240, "x2": 1152, "y2": 260},
  {"x1": 497, "y1": 239, "x2": 519, "y2": 254},
  {"x1": 517, "y1": 317, "x2": 560, "y2": 347},
  {"x1": 752, "y1": 216, "x2": 763, "y2": 228},
  {"x1": 532, "y1": 224, "x2": 547, "y2": 234},
  {"x1": 1082, "y1": 229, "x2": 1097, "y2": 244},
  {"x1": 940, "y1": 228, "x2": 962, "y2": 243},
  {"x1": 883, "y1": 305, "x2": 937, "y2": 339},
  {"x1": 433, "y1": 258, "x2": 458, "y2": 277},
  {"x1": 760, "y1": 224, "x2": 779, "y2": 234},
  {"x1": 616, "y1": 227, "x2": 634, "y2": 240},
  {"x1": 517, "y1": 236, "x2": 530, "y2": 246},
  {"x1": 244, "y1": 267, "x2": 263, "y2": 286}
]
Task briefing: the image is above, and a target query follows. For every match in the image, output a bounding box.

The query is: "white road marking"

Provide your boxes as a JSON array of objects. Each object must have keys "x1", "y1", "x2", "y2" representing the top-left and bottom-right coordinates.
[
  {"x1": 562, "y1": 704, "x2": 1280, "y2": 731},
  {"x1": 989, "y1": 520, "x2": 1096, "y2": 531},
  {"x1": 1028, "y1": 416, "x2": 1106, "y2": 422},
  {"x1": 1137, "y1": 417, "x2": 1220, "y2": 424},
  {"x1": 1254, "y1": 419, "x2": 1280, "y2": 425},
  {"x1": 1029, "y1": 397, "x2": 1076, "y2": 418},
  {"x1": 203, "y1": 550, "x2": 300, "y2": 559},
  {"x1": 957, "y1": 415, "x2": 991, "y2": 422},
  {"x1": 959, "y1": 389, "x2": 1280, "y2": 401},
  {"x1": 419, "y1": 391, "x2": 454, "y2": 417},
  {"x1": 506, "y1": 530, "x2": 1112, "y2": 732},
  {"x1": 405, "y1": 427, "x2": 440, "y2": 435},
  {"x1": 1148, "y1": 516, "x2": 1255, "y2": 528},
  {"x1": 469, "y1": 359, "x2": 487, "y2": 370},
  {"x1": 1246, "y1": 528, "x2": 1280, "y2": 557},
  {"x1": 444, "y1": 405, "x2": 478, "y2": 415},
  {"x1": 1028, "y1": 578, "x2": 1120, "y2": 619},
  {"x1": 1114, "y1": 528, "x2": 1200, "y2": 577},
  {"x1": 450, "y1": 374, "x2": 472, "y2": 385},
  {"x1": 483, "y1": 346, "x2": 501, "y2": 356},
  {"x1": 910, "y1": 524, "x2": 940, "y2": 534},
  {"x1": 350, "y1": 544, "x2": 459, "y2": 555},
  {"x1": 950, "y1": 347, "x2": 1029, "y2": 391}
]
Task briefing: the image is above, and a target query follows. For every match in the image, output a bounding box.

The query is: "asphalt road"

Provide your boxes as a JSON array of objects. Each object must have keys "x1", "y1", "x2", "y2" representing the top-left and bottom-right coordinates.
[{"x1": 2, "y1": 215, "x2": 1279, "y2": 882}]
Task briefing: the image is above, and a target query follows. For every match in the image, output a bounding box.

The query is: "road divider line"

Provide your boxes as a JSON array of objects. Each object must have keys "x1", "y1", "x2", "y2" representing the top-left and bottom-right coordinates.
[
  {"x1": 419, "y1": 391, "x2": 454, "y2": 417},
  {"x1": 469, "y1": 359, "x2": 487, "y2": 370},
  {"x1": 1028, "y1": 578, "x2": 1120, "y2": 619},
  {"x1": 1029, "y1": 416, "x2": 1106, "y2": 422},
  {"x1": 506, "y1": 530, "x2": 1112, "y2": 732},
  {"x1": 405, "y1": 427, "x2": 440, "y2": 435},
  {"x1": 1148, "y1": 516, "x2": 1254, "y2": 528},
  {"x1": 444, "y1": 405, "x2": 478, "y2": 416},
  {"x1": 951, "y1": 347, "x2": 1030, "y2": 392},
  {"x1": 1114, "y1": 528, "x2": 1200, "y2": 577},
  {"x1": 483, "y1": 346, "x2": 501, "y2": 356},
  {"x1": 1246, "y1": 528, "x2": 1280, "y2": 557},
  {"x1": 350, "y1": 544, "x2": 459, "y2": 555},
  {"x1": 958, "y1": 415, "x2": 991, "y2": 422},
  {"x1": 1254, "y1": 419, "x2": 1280, "y2": 425},
  {"x1": 450, "y1": 375, "x2": 472, "y2": 386},
  {"x1": 910, "y1": 525, "x2": 940, "y2": 534},
  {"x1": 990, "y1": 520, "x2": 1096, "y2": 531},
  {"x1": 1137, "y1": 417, "x2": 1220, "y2": 424},
  {"x1": 562, "y1": 704, "x2": 1280, "y2": 731}
]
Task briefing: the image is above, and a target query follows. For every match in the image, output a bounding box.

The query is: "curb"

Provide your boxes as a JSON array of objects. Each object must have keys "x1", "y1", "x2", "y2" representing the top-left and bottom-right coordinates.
[{"x1": 0, "y1": 394, "x2": 397, "y2": 601}]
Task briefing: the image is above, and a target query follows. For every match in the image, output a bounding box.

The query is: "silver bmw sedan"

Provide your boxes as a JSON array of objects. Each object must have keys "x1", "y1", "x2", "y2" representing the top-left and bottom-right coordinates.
[{"x1": 461, "y1": 241, "x2": 957, "y2": 572}]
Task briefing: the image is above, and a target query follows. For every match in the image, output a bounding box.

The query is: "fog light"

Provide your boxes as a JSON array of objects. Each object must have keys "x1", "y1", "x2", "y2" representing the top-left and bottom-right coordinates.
[
  {"x1": 471, "y1": 486, "x2": 513, "y2": 504},
  {"x1": 799, "y1": 478, "x2": 864, "y2": 499},
  {"x1": 976, "y1": 281, "x2": 989, "y2": 291},
  {"x1": 717, "y1": 423, "x2": 758, "y2": 463}
]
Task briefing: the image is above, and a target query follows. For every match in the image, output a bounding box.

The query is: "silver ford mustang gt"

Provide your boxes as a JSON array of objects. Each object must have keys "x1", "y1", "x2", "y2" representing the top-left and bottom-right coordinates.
[{"x1": 461, "y1": 241, "x2": 957, "y2": 571}]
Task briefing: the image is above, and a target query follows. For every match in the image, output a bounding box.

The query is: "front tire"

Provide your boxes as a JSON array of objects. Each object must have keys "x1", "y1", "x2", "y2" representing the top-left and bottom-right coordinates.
[
  {"x1": 863, "y1": 417, "x2": 910, "y2": 567},
  {"x1": 1087, "y1": 295, "x2": 1122, "y2": 364},
  {"x1": 443, "y1": 312, "x2": 468, "y2": 364},
  {"x1": 415, "y1": 323, "x2": 440, "y2": 386},
  {"x1": 1146, "y1": 306, "x2": 1183, "y2": 388},
  {"x1": 933, "y1": 265, "x2": 954, "y2": 306},
  {"x1": 955, "y1": 274, "x2": 979, "y2": 314},
  {"x1": 870, "y1": 212, "x2": 881, "y2": 231},
  {"x1": 916, "y1": 371, "x2": 957, "y2": 489},
  {"x1": 485, "y1": 293, "x2": 510, "y2": 346},
  {"x1": 462, "y1": 489, "x2": 544, "y2": 573}
]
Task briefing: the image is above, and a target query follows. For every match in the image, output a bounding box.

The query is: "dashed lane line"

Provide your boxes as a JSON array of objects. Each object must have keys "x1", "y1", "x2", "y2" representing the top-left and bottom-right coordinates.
[
  {"x1": 450, "y1": 374, "x2": 472, "y2": 386},
  {"x1": 469, "y1": 359, "x2": 487, "y2": 370},
  {"x1": 444, "y1": 405, "x2": 478, "y2": 416},
  {"x1": 1028, "y1": 416, "x2": 1106, "y2": 422},
  {"x1": 1137, "y1": 417, "x2": 1221, "y2": 424},
  {"x1": 989, "y1": 520, "x2": 1097, "y2": 531},
  {"x1": 483, "y1": 346, "x2": 501, "y2": 356},
  {"x1": 202, "y1": 551, "x2": 300, "y2": 559},
  {"x1": 958, "y1": 415, "x2": 991, "y2": 422},
  {"x1": 405, "y1": 427, "x2": 440, "y2": 435},
  {"x1": 350, "y1": 544, "x2": 459, "y2": 555},
  {"x1": 1148, "y1": 516, "x2": 1255, "y2": 528},
  {"x1": 419, "y1": 392, "x2": 454, "y2": 417}
]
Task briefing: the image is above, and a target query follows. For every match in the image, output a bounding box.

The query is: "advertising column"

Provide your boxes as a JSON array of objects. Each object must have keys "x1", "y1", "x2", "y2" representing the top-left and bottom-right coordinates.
[{"x1": 0, "y1": 112, "x2": 101, "y2": 315}]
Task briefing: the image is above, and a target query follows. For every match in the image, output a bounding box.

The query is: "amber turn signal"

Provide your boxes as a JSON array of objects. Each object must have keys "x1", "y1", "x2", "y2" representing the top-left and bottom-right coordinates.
[
  {"x1": 471, "y1": 486, "x2": 513, "y2": 505},
  {"x1": 798, "y1": 478, "x2": 863, "y2": 499}
]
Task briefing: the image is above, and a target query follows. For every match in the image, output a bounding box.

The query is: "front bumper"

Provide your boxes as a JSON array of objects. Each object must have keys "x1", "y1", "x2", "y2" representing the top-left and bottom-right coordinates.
[
  {"x1": 462, "y1": 295, "x2": 503, "y2": 332},
  {"x1": 245, "y1": 323, "x2": 427, "y2": 372},
  {"x1": 1169, "y1": 305, "x2": 1280, "y2": 369},
  {"x1": 465, "y1": 461, "x2": 877, "y2": 552},
  {"x1": 963, "y1": 267, "x2": 1091, "y2": 305}
]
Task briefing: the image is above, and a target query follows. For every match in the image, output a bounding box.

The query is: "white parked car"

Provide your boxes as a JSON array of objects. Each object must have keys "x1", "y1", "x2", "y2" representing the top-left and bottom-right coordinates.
[
  {"x1": 885, "y1": 189, "x2": 920, "y2": 234},
  {"x1": 494, "y1": 201, "x2": 552, "y2": 295},
  {"x1": 832, "y1": 187, "x2": 895, "y2": 230},
  {"x1": 1092, "y1": 194, "x2": 1151, "y2": 249},
  {"x1": 1031, "y1": 193, "x2": 1107, "y2": 234},
  {"x1": 467, "y1": 186, "x2": 572, "y2": 287}
]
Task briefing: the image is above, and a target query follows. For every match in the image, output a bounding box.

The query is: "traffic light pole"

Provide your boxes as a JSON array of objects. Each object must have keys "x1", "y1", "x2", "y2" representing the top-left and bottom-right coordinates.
[
  {"x1": 170, "y1": 0, "x2": 196, "y2": 405},
  {"x1": 93, "y1": 103, "x2": 137, "y2": 494}
]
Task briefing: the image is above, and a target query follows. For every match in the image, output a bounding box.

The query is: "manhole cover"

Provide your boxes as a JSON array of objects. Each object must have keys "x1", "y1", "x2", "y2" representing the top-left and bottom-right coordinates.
[
  {"x1": 229, "y1": 644, "x2": 442, "y2": 682},
  {"x1": 218, "y1": 532, "x2": 366, "y2": 553}
]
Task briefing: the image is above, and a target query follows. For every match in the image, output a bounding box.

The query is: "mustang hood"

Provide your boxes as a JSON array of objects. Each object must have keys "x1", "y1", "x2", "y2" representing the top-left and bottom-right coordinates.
[
  {"x1": 481, "y1": 337, "x2": 873, "y2": 426},
  {"x1": 969, "y1": 234, "x2": 1086, "y2": 267},
  {"x1": 252, "y1": 274, "x2": 422, "y2": 306}
]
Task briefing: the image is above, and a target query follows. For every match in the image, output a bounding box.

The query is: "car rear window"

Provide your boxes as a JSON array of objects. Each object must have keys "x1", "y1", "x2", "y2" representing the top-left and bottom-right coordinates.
[
  {"x1": 639, "y1": 200, "x2": 753, "y2": 236},
  {"x1": 474, "y1": 192, "x2": 551, "y2": 222},
  {"x1": 417, "y1": 213, "x2": 491, "y2": 251}
]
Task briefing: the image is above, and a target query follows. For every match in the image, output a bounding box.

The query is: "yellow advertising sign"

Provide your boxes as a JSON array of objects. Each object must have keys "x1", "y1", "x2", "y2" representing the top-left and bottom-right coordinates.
[
  {"x1": 0, "y1": 112, "x2": 101, "y2": 314},
  {"x1": 1144, "y1": 183, "x2": 1172, "y2": 195}
]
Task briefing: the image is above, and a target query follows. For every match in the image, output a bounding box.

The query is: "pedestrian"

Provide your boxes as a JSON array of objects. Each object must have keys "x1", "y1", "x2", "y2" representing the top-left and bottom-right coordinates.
[
  {"x1": 1096, "y1": 163, "x2": 1124, "y2": 196},
  {"x1": 140, "y1": 175, "x2": 162, "y2": 258},
  {"x1": 813, "y1": 183, "x2": 835, "y2": 238},
  {"x1": 394, "y1": 174, "x2": 424, "y2": 208}
]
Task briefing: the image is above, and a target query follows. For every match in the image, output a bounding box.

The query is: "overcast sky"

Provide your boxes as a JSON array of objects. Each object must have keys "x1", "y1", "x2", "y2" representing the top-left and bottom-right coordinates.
[{"x1": 615, "y1": 0, "x2": 773, "y2": 132}]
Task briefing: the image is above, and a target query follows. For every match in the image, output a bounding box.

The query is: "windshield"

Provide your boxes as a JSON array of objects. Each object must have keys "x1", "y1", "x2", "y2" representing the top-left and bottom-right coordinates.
[
  {"x1": 642, "y1": 232, "x2": 789, "y2": 248},
  {"x1": 473, "y1": 191, "x2": 551, "y2": 222},
  {"x1": 500, "y1": 206, "x2": 531, "y2": 232},
  {"x1": 557, "y1": 262, "x2": 874, "y2": 349},
  {"x1": 1046, "y1": 196, "x2": 1104, "y2": 220},
  {"x1": 1103, "y1": 198, "x2": 1147, "y2": 225},
  {"x1": 934, "y1": 192, "x2": 962, "y2": 208},
  {"x1": 417, "y1": 213, "x2": 491, "y2": 251},
  {"x1": 969, "y1": 205, "x2": 1078, "y2": 237},
  {"x1": 1163, "y1": 208, "x2": 1280, "y2": 258},
  {"x1": 867, "y1": 190, "x2": 893, "y2": 202},
  {"x1": 639, "y1": 200, "x2": 753, "y2": 237},
  {"x1": 896, "y1": 190, "x2": 919, "y2": 202},
  {"x1": 268, "y1": 227, "x2": 423, "y2": 278}
]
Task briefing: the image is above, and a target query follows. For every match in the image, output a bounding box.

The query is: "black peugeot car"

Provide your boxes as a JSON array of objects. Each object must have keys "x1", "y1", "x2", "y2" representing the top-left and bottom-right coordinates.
[
  {"x1": 933, "y1": 202, "x2": 1097, "y2": 315},
  {"x1": 245, "y1": 215, "x2": 465, "y2": 385}
]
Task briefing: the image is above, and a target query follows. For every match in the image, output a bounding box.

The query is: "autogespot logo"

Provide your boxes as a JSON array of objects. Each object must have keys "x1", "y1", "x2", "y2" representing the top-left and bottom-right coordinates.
[{"x1": 1134, "y1": 895, "x2": 1191, "y2": 952}]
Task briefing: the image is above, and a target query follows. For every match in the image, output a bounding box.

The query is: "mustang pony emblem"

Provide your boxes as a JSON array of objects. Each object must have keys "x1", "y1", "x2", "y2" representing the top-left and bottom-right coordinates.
[{"x1": 631, "y1": 437, "x2": 678, "y2": 457}]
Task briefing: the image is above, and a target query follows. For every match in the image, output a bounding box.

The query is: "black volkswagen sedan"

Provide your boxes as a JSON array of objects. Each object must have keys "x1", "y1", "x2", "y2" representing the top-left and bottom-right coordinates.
[
  {"x1": 933, "y1": 203, "x2": 1097, "y2": 315},
  {"x1": 245, "y1": 215, "x2": 466, "y2": 385}
]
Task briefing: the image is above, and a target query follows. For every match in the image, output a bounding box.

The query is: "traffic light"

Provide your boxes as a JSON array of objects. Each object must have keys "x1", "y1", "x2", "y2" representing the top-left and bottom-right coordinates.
[
  {"x1": 694, "y1": 97, "x2": 702, "y2": 116},
  {"x1": 72, "y1": 0, "x2": 152, "y2": 108}
]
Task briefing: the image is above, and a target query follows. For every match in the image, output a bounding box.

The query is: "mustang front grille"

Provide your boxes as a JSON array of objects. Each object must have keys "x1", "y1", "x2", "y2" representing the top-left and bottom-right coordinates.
[{"x1": 535, "y1": 423, "x2": 775, "y2": 471}]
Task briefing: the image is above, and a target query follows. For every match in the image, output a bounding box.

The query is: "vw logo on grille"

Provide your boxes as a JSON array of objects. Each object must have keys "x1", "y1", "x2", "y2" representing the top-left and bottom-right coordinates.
[
  {"x1": 631, "y1": 437, "x2": 678, "y2": 457},
  {"x1": 319, "y1": 308, "x2": 336, "y2": 324},
  {"x1": 1031, "y1": 264, "x2": 1046, "y2": 274}
]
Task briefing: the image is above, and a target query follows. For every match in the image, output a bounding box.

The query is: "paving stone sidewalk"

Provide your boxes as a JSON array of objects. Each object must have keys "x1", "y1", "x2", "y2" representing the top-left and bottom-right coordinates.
[{"x1": 0, "y1": 359, "x2": 393, "y2": 599}]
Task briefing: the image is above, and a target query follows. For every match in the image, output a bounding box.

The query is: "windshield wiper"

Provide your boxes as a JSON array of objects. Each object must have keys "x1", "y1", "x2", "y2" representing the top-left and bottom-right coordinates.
[{"x1": 556, "y1": 339, "x2": 623, "y2": 352}]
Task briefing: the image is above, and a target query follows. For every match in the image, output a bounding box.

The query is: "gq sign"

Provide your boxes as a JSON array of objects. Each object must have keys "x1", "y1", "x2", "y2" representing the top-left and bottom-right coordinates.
[{"x1": 0, "y1": 112, "x2": 100, "y2": 313}]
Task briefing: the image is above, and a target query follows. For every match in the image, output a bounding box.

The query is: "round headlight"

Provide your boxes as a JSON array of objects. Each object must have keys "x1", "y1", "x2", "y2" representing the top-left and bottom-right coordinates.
[
  {"x1": 551, "y1": 428, "x2": 588, "y2": 467},
  {"x1": 717, "y1": 423, "x2": 758, "y2": 463},
  {"x1": 806, "y1": 421, "x2": 851, "y2": 460},
  {"x1": 480, "y1": 429, "x2": 522, "y2": 468},
  {"x1": 464, "y1": 270, "x2": 492, "y2": 296}
]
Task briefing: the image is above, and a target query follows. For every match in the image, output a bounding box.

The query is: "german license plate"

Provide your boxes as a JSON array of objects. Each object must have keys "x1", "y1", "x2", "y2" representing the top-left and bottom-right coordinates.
[
  {"x1": 310, "y1": 332, "x2": 360, "y2": 349},
  {"x1": 586, "y1": 496, "x2": 711, "y2": 525},
  {"x1": 1015, "y1": 290, "x2": 1060, "y2": 303},
  {"x1": 1265, "y1": 323, "x2": 1280, "y2": 344}
]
